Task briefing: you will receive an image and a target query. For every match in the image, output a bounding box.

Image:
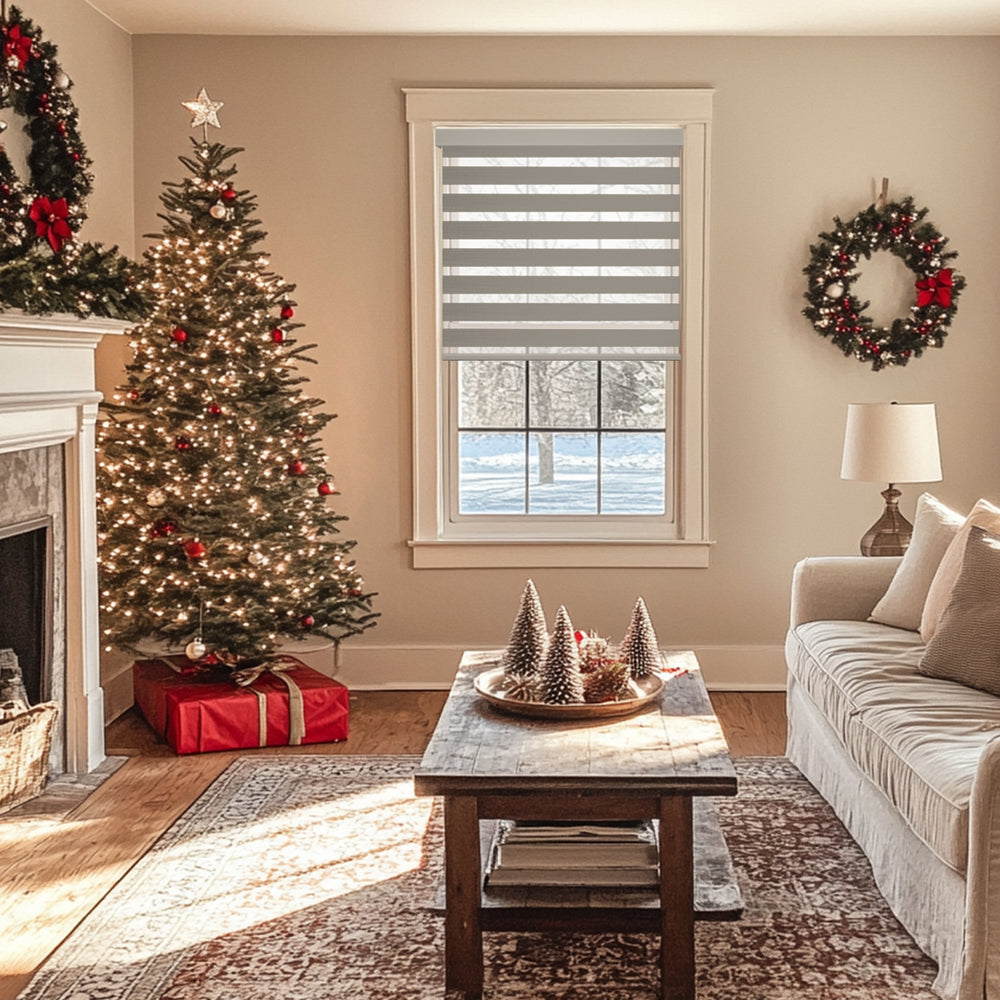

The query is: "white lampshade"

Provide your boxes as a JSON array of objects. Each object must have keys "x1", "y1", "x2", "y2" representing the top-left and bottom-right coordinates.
[{"x1": 841, "y1": 402, "x2": 942, "y2": 484}]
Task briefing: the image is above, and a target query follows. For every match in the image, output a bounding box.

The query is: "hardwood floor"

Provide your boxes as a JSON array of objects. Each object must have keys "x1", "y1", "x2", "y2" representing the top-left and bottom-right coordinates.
[{"x1": 0, "y1": 689, "x2": 786, "y2": 1000}]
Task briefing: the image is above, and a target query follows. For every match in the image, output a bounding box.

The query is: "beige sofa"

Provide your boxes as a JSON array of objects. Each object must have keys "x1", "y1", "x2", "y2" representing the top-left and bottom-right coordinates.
[{"x1": 785, "y1": 554, "x2": 1000, "y2": 1000}]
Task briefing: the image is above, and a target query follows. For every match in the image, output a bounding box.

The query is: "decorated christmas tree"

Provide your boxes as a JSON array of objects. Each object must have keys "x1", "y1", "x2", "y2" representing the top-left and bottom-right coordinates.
[
  {"x1": 620, "y1": 597, "x2": 660, "y2": 678},
  {"x1": 501, "y1": 579, "x2": 547, "y2": 678},
  {"x1": 540, "y1": 605, "x2": 584, "y2": 704},
  {"x1": 0, "y1": 4, "x2": 147, "y2": 318},
  {"x1": 96, "y1": 91, "x2": 377, "y2": 664}
]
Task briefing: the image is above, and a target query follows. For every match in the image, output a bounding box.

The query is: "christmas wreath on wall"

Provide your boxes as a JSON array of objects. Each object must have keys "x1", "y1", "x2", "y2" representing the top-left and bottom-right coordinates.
[
  {"x1": 802, "y1": 192, "x2": 965, "y2": 371},
  {"x1": 0, "y1": 4, "x2": 147, "y2": 318}
]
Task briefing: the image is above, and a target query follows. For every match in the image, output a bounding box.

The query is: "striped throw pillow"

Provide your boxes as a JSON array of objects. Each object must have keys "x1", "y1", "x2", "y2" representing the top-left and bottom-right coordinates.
[{"x1": 919, "y1": 525, "x2": 1000, "y2": 697}]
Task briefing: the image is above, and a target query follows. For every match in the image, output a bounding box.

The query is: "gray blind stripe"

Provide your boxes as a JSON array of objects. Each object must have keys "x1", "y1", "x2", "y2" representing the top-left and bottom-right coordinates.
[
  {"x1": 444, "y1": 350, "x2": 679, "y2": 361},
  {"x1": 443, "y1": 330, "x2": 681, "y2": 348},
  {"x1": 443, "y1": 248, "x2": 681, "y2": 267},
  {"x1": 441, "y1": 356, "x2": 681, "y2": 361},
  {"x1": 443, "y1": 220, "x2": 679, "y2": 239},
  {"x1": 442, "y1": 193, "x2": 681, "y2": 212},
  {"x1": 442, "y1": 166, "x2": 677, "y2": 185},
  {"x1": 439, "y1": 145, "x2": 681, "y2": 160},
  {"x1": 435, "y1": 127, "x2": 685, "y2": 147},
  {"x1": 444, "y1": 351, "x2": 678, "y2": 361},
  {"x1": 443, "y1": 303, "x2": 680, "y2": 321},
  {"x1": 443, "y1": 276, "x2": 680, "y2": 294}
]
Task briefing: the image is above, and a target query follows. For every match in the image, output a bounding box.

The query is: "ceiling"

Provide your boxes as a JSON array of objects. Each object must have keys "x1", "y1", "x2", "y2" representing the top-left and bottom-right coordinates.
[{"x1": 84, "y1": 0, "x2": 1000, "y2": 36}]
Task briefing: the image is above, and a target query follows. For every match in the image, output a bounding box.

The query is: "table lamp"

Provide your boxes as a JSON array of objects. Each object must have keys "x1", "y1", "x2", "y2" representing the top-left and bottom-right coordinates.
[{"x1": 840, "y1": 402, "x2": 942, "y2": 556}]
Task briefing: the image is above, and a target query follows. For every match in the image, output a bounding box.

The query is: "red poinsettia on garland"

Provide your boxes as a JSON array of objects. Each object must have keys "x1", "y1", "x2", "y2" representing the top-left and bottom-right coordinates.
[{"x1": 29, "y1": 195, "x2": 71, "y2": 251}]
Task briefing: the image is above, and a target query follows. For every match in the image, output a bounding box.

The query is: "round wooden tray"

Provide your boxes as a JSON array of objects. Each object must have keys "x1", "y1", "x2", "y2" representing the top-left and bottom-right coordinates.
[{"x1": 473, "y1": 666, "x2": 664, "y2": 721}]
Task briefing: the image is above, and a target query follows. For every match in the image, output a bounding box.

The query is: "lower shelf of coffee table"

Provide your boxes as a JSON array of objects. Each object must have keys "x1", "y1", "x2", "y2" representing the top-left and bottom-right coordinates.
[{"x1": 432, "y1": 798, "x2": 743, "y2": 933}]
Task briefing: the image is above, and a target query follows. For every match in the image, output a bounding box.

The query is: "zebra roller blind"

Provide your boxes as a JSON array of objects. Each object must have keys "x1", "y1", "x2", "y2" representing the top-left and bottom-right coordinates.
[{"x1": 436, "y1": 126, "x2": 684, "y2": 362}]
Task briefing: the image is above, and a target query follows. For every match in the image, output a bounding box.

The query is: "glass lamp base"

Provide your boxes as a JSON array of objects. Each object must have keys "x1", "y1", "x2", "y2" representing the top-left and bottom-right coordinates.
[{"x1": 859, "y1": 485, "x2": 913, "y2": 557}]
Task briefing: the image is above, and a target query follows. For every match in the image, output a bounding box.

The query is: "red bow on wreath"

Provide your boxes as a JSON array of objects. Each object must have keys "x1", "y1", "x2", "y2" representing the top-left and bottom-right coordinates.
[
  {"x1": 3, "y1": 24, "x2": 32, "y2": 72},
  {"x1": 915, "y1": 268, "x2": 954, "y2": 308}
]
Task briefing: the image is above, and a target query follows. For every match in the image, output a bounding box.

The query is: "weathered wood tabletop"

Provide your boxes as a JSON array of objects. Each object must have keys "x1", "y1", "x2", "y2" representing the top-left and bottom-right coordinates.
[{"x1": 415, "y1": 648, "x2": 737, "y2": 797}]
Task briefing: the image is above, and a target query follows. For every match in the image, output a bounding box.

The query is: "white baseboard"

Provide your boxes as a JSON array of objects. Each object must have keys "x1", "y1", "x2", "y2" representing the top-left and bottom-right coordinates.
[
  {"x1": 334, "y1": 643, "x2": 787, "y2": 692},
  {"x1": 101, "y1": 650, "x2": 135, "y2": 723},
  {"x1": 101, "y1": 643, "x2": 788, "y2": 716},
  {"x1": 687, "y1": 645, "x2": 787, "y2": 691}
]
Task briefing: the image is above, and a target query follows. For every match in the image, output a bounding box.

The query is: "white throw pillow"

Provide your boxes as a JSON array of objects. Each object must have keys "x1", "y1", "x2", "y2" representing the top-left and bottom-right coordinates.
[
  {"x1": 920, "y1": 497, "x2": 1000, "y2": 642},
  {"x1": 868, "y1": 493, "x2": 964, "y2": 632}
]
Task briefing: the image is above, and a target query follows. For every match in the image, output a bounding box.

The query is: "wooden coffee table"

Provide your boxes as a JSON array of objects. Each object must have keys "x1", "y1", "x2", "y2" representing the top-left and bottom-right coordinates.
[{"x1": 414, "y1": 649, "x2": 741, "y2": 1000}]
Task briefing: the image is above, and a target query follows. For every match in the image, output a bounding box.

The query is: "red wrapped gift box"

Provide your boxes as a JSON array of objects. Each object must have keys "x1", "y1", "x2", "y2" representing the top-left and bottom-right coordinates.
[{"x1": 133, "y1": 657, "x2": 349, "y2": 754}]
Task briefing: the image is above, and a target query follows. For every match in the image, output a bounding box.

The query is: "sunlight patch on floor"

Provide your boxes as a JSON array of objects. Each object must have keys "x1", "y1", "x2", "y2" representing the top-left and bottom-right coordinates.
[{"x1": 66, "y1": 777, "x2": 436, "y2": 960}]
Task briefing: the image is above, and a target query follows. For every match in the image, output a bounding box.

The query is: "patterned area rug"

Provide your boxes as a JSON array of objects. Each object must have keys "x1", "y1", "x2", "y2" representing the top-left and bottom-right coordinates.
[{"x1": 18, "y1": 755, "x2": 939, "y2": 1000}]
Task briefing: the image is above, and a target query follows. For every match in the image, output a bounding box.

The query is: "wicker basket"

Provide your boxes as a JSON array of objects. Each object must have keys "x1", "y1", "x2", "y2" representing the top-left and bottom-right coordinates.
[{"x1": 0, "y1": 702, "x2": 58, "y2": 813}]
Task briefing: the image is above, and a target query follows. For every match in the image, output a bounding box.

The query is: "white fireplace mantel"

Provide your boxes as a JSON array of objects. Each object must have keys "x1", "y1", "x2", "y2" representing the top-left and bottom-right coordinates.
[{"x1": 0, "y1": 310, "x2": 129, "y2": 773}]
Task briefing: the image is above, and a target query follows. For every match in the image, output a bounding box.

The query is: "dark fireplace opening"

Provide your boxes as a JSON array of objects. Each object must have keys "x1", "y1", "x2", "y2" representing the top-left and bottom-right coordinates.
[{"x1": 0, "y1": 520, "x2": 50, "y2": 705}]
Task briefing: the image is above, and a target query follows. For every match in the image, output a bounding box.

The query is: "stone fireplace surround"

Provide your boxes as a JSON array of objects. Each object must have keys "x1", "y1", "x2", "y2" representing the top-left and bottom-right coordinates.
[{"x1": 0, "y1": 312, "x2": 126, "y2": 774}]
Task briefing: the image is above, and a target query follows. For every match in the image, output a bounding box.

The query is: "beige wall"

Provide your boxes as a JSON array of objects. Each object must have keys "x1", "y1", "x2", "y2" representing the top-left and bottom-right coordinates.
[{"x1": 123, "y1": 33, "x2": 1000, "y2": 689}]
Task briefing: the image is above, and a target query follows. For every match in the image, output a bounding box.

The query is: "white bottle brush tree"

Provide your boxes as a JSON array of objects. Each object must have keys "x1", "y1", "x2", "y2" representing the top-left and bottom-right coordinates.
[
  {"x1": 541, "y1": 605, "x2": 585, "y2": 704},
  {"x1": 501, "y1": 579, "x2": 547, "y2": 678},
  {"x1": 620, "y1": 596, "x2": 660, "y2": 678},
  {"x1": 96, "y1": 91, "x2": 377, "y2": 665}
]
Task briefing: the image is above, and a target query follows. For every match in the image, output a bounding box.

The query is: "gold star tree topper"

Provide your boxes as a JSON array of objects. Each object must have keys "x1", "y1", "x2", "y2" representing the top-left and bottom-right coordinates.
[{"x1": 182, "y1": 88, "x2": 223, "y2": 132}]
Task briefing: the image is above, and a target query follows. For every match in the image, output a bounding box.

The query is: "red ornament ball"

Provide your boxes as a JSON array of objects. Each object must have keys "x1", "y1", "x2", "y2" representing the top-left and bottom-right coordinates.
[
  {"x1": 171, "y1": 327, "x2": 188, "y2": 343},
  {"x1": 127, "y1": 388, "x2": 141, "y2": 401},
  {"x1": 151, "y1": 518, "x2": 178, "y2": 538},
  {"x1": 280, "y1": 305, "x2": 295, "y2": 319},
  {"x1": 183, "y1": 541, "x2": 207, "y2": 560},
  {"x1": 271, "y1": 328, "x2": 285, "y2": 343},
  {"x1": 287, "y1": 459, "x2": 306, "y2": 476},
  {"x1": 222, "y1": 185, "x2": 237, "y2": 202},
  {"x1": 175, "y1": 436, "x2": 192, "y2": 451},
  {"x1": 317, "y1": 481, "x2": 337, "y2": 496},
  {"x1": 208, "y1": 402, "x2": 223, "y2": 416},
  {"x1": 299, "y1": 615, "x2": 315, "y2": 629}
]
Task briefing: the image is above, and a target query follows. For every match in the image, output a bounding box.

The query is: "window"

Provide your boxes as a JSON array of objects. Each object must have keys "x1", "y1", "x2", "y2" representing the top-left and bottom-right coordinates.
[
  {"x1": 405, "y1": 89, "x2": 712, "y2": 568},
  {"x1": 455, "y1": 359, "x2": 669, "y2": 518}
]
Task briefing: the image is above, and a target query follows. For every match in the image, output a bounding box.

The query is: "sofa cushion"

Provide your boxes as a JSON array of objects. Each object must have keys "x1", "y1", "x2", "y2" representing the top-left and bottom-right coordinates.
[
  {"x1": 786, "y1": 619, "x2": 1000, "y2": 874},
  {"x1": 920, "y1": 526, "x2": 1000, "y2": 696},
  {"x1": 921, "y1": 497, "x2": 1000, "y2": 642},
  {"x1": 869, "y1": 492, "x2": 963, "y2": 632}
]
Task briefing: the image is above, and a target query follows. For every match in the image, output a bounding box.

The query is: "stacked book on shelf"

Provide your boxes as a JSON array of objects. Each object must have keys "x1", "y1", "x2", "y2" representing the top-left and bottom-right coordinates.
[{"x1": 485, "y1": 818, "x2": 659, "y2": 888}]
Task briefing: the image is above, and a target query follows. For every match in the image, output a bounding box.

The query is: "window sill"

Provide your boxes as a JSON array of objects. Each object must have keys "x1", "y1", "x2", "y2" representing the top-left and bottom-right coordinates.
[{"x1": 407, "y1": 538, "x2": 713, "y2": 569}]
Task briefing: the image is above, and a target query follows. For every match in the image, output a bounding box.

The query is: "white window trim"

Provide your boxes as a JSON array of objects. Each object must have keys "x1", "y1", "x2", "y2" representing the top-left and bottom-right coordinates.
[{"x1": 404, "y1": 88, "x2": 713, "y2": 569}]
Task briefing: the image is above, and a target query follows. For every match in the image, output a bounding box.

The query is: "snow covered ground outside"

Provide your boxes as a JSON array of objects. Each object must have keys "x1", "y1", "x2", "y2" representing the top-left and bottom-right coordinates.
[{"x1": 458, "y1": 431, "x2": 665, "y2": 514}]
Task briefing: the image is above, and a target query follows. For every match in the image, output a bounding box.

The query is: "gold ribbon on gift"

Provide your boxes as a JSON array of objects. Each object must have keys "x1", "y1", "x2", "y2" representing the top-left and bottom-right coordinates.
[{"x1": 231, "y1": 656, "x2": 306, "y2": 747}]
